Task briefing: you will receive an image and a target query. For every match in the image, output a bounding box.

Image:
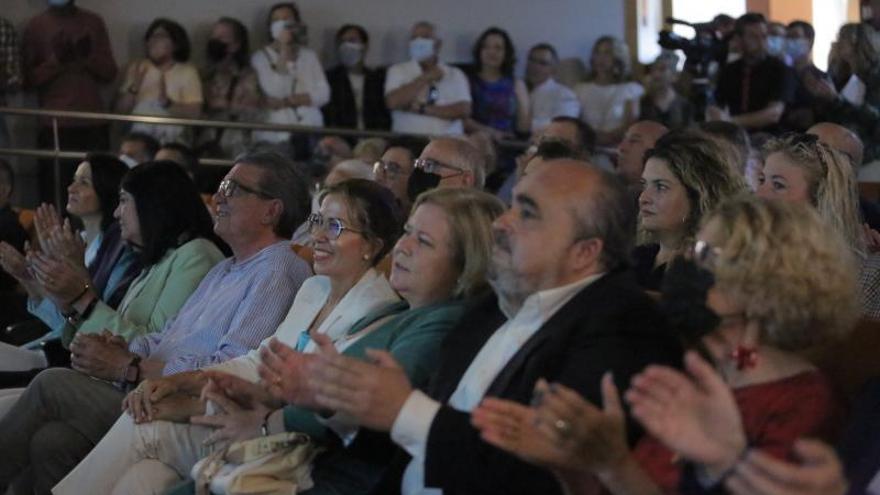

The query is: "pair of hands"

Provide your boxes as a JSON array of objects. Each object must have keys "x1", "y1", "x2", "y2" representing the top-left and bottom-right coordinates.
[
  {"x1": 70, "y1": 330, "x2": 135, "y2": 381},
  {"x1": 128, "y1": 61, "x2": 172, "y2": 106}
]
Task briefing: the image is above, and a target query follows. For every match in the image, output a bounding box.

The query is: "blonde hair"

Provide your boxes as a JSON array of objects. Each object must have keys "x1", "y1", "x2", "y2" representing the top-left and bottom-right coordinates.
[
  {"x1": 764, "y1": 135, "x2": 866, "y2": 258},
  {"x1": 706, "y1": 196, "x2": 859, "y2": 349},
  {"x1": 411, "y1": 187, "x2": 505, "y2": 298},
  {"x1": 640, "y1": 130, "x2": 748, "y2": 245}
]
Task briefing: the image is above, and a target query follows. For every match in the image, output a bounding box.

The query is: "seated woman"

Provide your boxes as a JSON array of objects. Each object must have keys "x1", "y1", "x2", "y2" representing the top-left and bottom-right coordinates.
[
  {"x1": 633, "y1": 130, "x2": 745, "y2": 290},
  {"x1": 115, "y1": 18, "x2": 203, "y2": 144},
  {"x1": 0, "y1": 154, "x2": 140, "y2": 376},
  {"x1": 472, "y1": 196, "x2": 858, "y2": 495},
  {"x1": 197, "y1": 17, "x2": 261, "y2": 158},
  {"x1": 465, "y1": 27, "x2": 530, "y2": 140},
  {"x1": 756, "y1": 133, "x2": 880, "y2": 318},
  {"x1": 251, "y1": 2, "x2": 330, "y2": 148},
  {"x1": 54, "y1": 178, "x2": 410, "y2": 494}
]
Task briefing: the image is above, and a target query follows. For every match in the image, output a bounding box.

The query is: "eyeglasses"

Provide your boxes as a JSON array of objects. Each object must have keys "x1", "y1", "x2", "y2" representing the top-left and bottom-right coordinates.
[
  {"x1": 217, "y1": 179, "x2": 273, "y2": 199},
  {"x1": 413, "y1": 158, "x2": 465, "y2": 178},
  {"x1": 373, "y1": 160, "x2": 406, "y2": 179},
  {"x1": 307, "y1": 213, "x2": 362, "y2": 239}
]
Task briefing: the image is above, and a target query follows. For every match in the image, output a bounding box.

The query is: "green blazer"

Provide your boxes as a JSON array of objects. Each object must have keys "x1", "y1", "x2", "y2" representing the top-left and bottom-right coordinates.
[
  {"x1": 282, "y1": 298, "x2": 468, "y2": 441},
  {"x1": 62, "y1": 238, "x2": 225, "y2": 346}
]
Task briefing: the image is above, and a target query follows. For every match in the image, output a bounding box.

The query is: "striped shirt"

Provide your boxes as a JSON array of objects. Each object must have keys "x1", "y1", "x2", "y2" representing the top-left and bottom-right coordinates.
[{"x1": 128, "y1": 241, "x2": 312, "y2": 375}]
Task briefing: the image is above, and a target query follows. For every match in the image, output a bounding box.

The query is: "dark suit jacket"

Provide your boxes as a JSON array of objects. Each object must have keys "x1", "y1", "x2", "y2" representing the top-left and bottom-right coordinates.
[
  {"x1": 841, "y1": 377, "x2": 880, "y2": 495},
  {"x1": 322, "y1": 65, "x2": 391, "y2": 131},
  {"x1": 374, "y1": 269, "x2": 683, "y2": 495}
]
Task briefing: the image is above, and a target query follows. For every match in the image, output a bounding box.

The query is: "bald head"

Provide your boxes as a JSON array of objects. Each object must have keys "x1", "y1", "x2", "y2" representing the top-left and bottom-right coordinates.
[
  {"x1": 617, "y1": 121, "x2": 669, "y2": 184},
  {"x1": 808, "y1": 122, "x2": 864, "y2": 167}
]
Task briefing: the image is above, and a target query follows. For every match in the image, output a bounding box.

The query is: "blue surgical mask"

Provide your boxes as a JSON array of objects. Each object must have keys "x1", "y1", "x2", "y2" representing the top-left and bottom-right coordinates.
[
  {"x1": 338, "y1": 42, "x2": 364, "y2": 68},
  {"x1": 409, "y1": 37, "x2": 435, "y2": 63},
  {"x1": 785, "y1": 38, "x2": 811, "y2": 60},
  {"x1": 767, "y1": 36, "x2": 785, "y2": 57}
]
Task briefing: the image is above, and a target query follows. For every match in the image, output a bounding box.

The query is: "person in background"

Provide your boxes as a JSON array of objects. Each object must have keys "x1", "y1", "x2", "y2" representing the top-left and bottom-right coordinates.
[
  {"x1": 322, "y1": 24, "x2": 390, "y2": 131},
  {"x1": 22, "y1": 0, "x2": 117, "y2": 206},
  {"x1": 411, "y1": 137, "x2": 485, "y2": 195},
  {"x1": 615, "y1": 120, "x2": 668, "y2": 193},
  {"x1": 698, "y1": 120, "x2": 757, "y2": 189},
  {"x1": 465, "y1": 27, "x2": 530, "y2": 140},
  {"x1": 781, "y1": 20, "x2": 828, "y2": 131},
  {"x1": 709, "y1": 13, "x2": 796, "y2": 132},
  {"x1": 767, "y1": 21, "x2": 789, "y2": 63},
  {"x1": 525, "y1": 43, "x2": 580, "y2": 134},
  {"x1": 115, "y1": 18, "x2": 203, "y2": 145},
  {"x1": 251, "y1": 2, "x2": 329, "y2": 151},
  {"x1": 373, "y1": 137, "x2": 425, "y2": 213},
  {"x1": 385, "y1": 21, "x2": 471, "y2": 136},
  {"x1": 323, "y1": 158, "x2": 373, "y2": 187},
  {"x1": 633, "y1": 130, "x2": 746, "y2": 291},
  {"x1": 118, "y1": 132, "x2": 160, "y2": 169},
  {"x1": 156, "y1": 142, "x2": 198, "y2": 180},
  {"x1": 575, "y1": 35, "x2": 643, "y2": 147},
  {"x1": 639, "y1": 52, "x2": 692, "y2": 130},
  {"x1": 198, "y1": 17, "x2": 260, "y2": 159},
  {"x1": 0, "y1": 16, "x2": 21, "y2": 150},
  {"x1": 352, "y1": 137, "x2": 387, "y2": 165}
]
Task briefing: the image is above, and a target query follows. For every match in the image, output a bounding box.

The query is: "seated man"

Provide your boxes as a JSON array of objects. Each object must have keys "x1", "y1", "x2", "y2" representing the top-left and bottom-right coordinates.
[
  {"x1": 310, "y1": 160, "x2": 683, "y2": 494},
  {"x1": 0, "y1": 152, "x2": 313, "y2": 494},
  {"x1": 411, "y1": 136, "x2": 486, "y2": 193},
  {"x1": 385, "y1": 21, "x2": 471, "y2": 136},
  {"x1": 525, "y1": 43, "x2": 580, "y2": 134},
  {"x1": 616, "y1": 120, "x2": 668, "y2": 190},
  {"x1": 708, "y1": 13, "x2": 796, "y2": 132}
]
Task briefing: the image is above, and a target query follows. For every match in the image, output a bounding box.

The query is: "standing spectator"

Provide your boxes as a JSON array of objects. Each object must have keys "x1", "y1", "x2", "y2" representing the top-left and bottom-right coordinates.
[
  {"x1": 575, "y1": 36, "x2": 643, "y2": 147},
  {"x1": 525, "y1": 43, "x2": 580, "y2": 134},
  {"x1": 197, "y1": 17, "x2": 260, "y2": 158},
  {"x1": 465, "y1": 27, "x2": 530, "y2": 140},
  {"x1": 639, "y1": 53, "x2": 693, "y2": 130},
  {"x1": 322, "y1": 24, "x2": 390, "y2": 131},
  {"x1": 250, "y1": 2, "x2": 329, "y2": 149},
  {"x1": 709, "y1": 13, "x2": 796, "y2": 132},
  {"x1": 0, "y1": 16, "x2": 21, "y2": 149},
  {"x1": 781, "y1": 20, "x2": 828, "y2": 131},
  {"x1": 385, "y1": 21, "x2": 471, "y2": 136},
  {"x1": 22, "y1": 0, "x2": 118, "y2": 205},
  {"x1": 115, "y1": 18, "x2": 203, "y2": 145}
]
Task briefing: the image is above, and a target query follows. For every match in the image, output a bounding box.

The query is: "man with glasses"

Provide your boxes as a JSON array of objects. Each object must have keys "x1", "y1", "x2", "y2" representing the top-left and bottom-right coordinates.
[
  {"x1": 0, "y1": 152, "x2": 314, "y2": 493},
  {"x1": 410, "y1": 137, "x2": 485, "y2": 196},
  {"x1": 373, "y1": 138, "x2": 426, "y2": 211},
  {"x1": 526, "y1": 43, "x2": 580, "y2": 134}
]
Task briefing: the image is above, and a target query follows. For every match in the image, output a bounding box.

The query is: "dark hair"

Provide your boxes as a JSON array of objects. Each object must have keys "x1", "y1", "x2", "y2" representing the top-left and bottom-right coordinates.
[
  {"x1": 472, "y1": 27, "x2": 517, "y2": 77},
  {"x1": 233, "y1": 151, "x2": 311, "y2": 238},
  {"x1": 122, "y1": 132, "x2": 160, "y2": 160},
  {"x1": 120, "y1": 161, "x2": 216, "y2": 266},
  {"x1": 84, "y1": 153, "x2": 129, "y2": 232},
  {"x1": 735, "y1": 13, "x2": 767, "y2": 37},
  {"x1": 787, "y1": 20, "x2": 815, "y2": 44},
  {"x1": 550, "y1": 116, "x2": 597, "y2": 157},
  {"x1": 267, "y1": 2, "x2": 301, "y2": 38},
  {"x1": 335, "y1": 24, "x2": 369, "y2": 45},
  {"x1": 384, "y1": 136, "x2": 427, "y2": 162},
  {"x1": 534, "y1": 139, "x2": 579, "y2": 161},
  {"x1": 576, "y1": 169, "x2": 636, "y2": 271},
  {"x1": 217, "y1": 17, "x2": 251, "y2": 68},
  {"x1": 698, "y1": 121, "x2": 751, "y2": 153},
  {"x1": 145, "y1": 18, "x2": 191, "y2": 62},
  {"x1": 529, "y1": 43, "x2": 559, "y2": 62},
  {"x1": 159, "y1": 142, "x2": 199, "y2": 178},
  {"x1": 318, "y1": 179, "x2": 403, "y2": 265},
  {"x1": 0, "y1": 158, "x2": 13, "y2": 193}
]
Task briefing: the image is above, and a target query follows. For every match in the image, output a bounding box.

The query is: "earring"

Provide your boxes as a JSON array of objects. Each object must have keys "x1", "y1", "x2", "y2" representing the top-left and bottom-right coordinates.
[
  {"x1": 363, "y1": 254, "x2": 370, "y2": 261},
  {"x1": 730, "y1": 346, "x2": 759, "y2": 371}
]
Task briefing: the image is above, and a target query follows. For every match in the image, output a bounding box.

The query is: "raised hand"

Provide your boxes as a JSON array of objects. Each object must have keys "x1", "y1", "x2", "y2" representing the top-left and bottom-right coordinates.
[
  {"x1": 28, "y1": 250, "x2": 92, "y2": 307},
  {"x1": 33, "y1": 203, "x2": 63, "y2": 254},
  {"x1": 726, "y1": 439, "x2": 847, "y2": 495},
  {"x1": 191, "y1": 379, "x2": 273, "y2": 446},
  {"x1": 257, "y1": 336, "x2": 320, "y2": 408}
]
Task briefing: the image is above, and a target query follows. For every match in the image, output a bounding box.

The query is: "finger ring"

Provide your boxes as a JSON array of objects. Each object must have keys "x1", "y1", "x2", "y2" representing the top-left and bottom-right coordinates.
[{"x1": 553, "y1": 418, "x2": 571, "y2": 435}]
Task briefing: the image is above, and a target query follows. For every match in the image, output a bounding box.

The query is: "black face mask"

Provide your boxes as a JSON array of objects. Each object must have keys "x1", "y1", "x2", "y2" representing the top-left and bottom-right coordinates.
[
  {"x1": 206, "y1": 39, "x2": 228, "y2": 63},
  {"x1": 660, "y1": 257, "x2": 721, "y2": 350},
  {"x1": 407, "y1": 168, "x2": 442, "y2": 202}
]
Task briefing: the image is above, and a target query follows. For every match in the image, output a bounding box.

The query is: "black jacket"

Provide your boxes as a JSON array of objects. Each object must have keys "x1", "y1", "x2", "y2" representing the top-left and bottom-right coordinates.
[{"x1": 322, "y1": 65, "x2": 391, "y2": 131}]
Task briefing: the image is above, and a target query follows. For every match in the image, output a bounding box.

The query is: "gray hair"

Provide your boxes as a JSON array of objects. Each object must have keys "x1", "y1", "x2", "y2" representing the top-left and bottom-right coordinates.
[
  {"x1": 573, "y1": 166, "x2": 637, "y2": 271},
  {"x1": 233, "y1": 151, "x2": 311, "y2": 238},
  {"x1": 430, "y1": 137, "x2": 487, "y2": 188}
]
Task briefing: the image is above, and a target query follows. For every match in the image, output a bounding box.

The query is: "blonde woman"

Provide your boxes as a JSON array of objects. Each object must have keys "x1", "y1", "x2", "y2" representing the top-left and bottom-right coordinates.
[
  {"x1": 574, "y1": 36, "x2": 643, "y2": 146},
  {"x1": 634, "y1": 130, "x2": 747, "y2": 290},
  {"x1": 472, "y1": 196, "x2": 858, "y2": 495},
  {"x1": 757, "y1": 133, "x2": 879, "y2": 318}
]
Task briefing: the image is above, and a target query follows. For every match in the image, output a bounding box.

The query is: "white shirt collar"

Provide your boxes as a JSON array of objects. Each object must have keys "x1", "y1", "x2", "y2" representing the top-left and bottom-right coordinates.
[{"x1": 500, "y1": 272, "x2": 605, "y2": 320}]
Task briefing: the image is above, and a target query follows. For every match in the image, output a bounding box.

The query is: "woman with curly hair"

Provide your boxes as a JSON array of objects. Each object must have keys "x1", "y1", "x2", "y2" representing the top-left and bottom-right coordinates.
[
  {"x1": 471, "y1": 196, "x2": 858, "y2": 495},
  {"x1": 633, "y1": 130, "x2": 747, "y2": 290},
  {"x1": 757, "y1": 133, "x2": 879, "y2": 318}
]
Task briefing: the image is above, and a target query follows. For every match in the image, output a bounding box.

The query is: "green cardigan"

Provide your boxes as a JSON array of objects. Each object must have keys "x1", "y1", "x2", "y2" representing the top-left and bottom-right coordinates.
[
  {"x1": 282, "y1": 298, "x2": 467, "y2": 441},
  {"x1": 62, "y1": 238, "x2": 225, "y2": 346}
]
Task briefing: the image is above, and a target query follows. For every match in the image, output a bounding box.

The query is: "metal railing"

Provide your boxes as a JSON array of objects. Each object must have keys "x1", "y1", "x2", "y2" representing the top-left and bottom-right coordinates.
[{"x1": 0, "y1": 106, "x2": 528, "y2": 206}]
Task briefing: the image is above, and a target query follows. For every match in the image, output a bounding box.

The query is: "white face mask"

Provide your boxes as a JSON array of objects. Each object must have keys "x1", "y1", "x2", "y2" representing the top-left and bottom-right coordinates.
[
  {"x1": 270, "y1": 19, "x2": 292, "y2": 42},
  {"x1": 338, "y1": 42, "x2": 364, "y2": 68},
  {"x1": 119, "y1": 154, "x2": 139, "y2": 169},
  {"x1": 409, "y1": 37, "x2": 435, "y2": 63}
]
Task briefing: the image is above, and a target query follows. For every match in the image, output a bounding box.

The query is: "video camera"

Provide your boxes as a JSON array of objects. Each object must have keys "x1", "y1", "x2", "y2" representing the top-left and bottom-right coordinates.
[{"x1": 658, "y1": 17, "x2": 727, "y2": 78}]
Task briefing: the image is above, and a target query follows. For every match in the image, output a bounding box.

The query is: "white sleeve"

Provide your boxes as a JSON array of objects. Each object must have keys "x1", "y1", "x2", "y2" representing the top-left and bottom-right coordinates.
[
  {"x1": 206, "y1": 341, "x2": 263, "y2": 382},
  {"x1": 251, "y1": 48, "x2": 291, "y2": 98},
  {"x1": 299, "y1": 50, "x2": 330, "y2": 107},
  {"x1": 557, "y1": 86, "x2": 581, "y2": 118},
  {"x1": 384, "y1": 63, "x2": 407, "y2": 95},
  {"x1": 446, "y1": 67, "x2": 472, "y2": 103},
  {"x1": 390, "y1": 390, "x2": 442, "y2": 458}
]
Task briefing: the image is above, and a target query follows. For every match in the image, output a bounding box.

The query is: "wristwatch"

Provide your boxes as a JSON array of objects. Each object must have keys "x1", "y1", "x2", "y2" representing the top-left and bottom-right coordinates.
[{"x1": 124, "y1": 355, "x2": 142, "y2": 387}]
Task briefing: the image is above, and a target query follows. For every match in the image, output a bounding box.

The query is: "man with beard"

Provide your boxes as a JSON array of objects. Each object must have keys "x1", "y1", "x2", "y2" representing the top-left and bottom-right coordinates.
[{"x1": 308, "y1": 160, "x2": 682, "y2": 495}]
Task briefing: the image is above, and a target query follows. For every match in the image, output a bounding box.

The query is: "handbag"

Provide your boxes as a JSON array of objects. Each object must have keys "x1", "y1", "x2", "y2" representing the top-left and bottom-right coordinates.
[{"x1": 192, "y1": 431, "x2": 322, "y2": 495}]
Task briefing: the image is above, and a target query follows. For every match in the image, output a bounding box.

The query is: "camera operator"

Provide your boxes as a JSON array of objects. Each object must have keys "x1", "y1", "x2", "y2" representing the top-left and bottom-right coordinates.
[{"x1": 708, "y1": 13, "x2": 796, "y2": 132}]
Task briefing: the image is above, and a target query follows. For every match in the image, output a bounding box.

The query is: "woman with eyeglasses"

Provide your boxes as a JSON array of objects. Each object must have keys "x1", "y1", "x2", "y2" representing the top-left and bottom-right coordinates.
[
  {"x1": 471, "y1": 196, "x2": 856, "y2": 495},
  {"x1": 58, "y1": 178, "x2": 416, "y2": 494},
  {"x1": 634, "y1": 130, "x2": 747, "y2": 291},
  {"x1": 756, "y1": 133, "x2": 880, "y2": 318}
]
